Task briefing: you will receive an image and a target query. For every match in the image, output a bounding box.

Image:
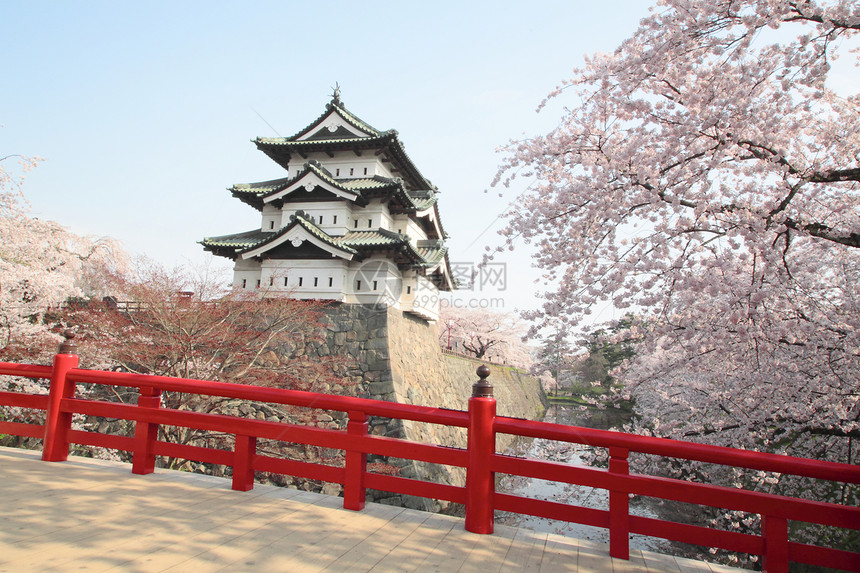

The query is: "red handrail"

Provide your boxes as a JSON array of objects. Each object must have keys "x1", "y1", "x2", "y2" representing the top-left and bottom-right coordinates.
[
  {"x1": 494, "y1": 416, "x2": 860, "y2": 484},
  {"x1": 1, "y1": 356, "x2": 858, "y2": 572}
]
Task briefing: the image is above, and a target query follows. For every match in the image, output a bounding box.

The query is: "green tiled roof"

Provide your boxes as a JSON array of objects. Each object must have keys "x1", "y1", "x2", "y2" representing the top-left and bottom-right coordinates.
[
  {"x1": 203, "y1": 214, "x2": 447, "y2": 271},
  {"x1": 230, "y1": 160, "x2": 437, "y2": 216},
  {"x1": 341, "y1": 177, "x2": 396, "y2": 191},
  {"x1": 289, "y1": 99, "x2": 384, "y2": 141},
  {"x1": 341, "y1": 229, "x2": 408, "y2": 248},
  {"x1": 254, "y1": 98, "x2": 436, "y2": 192},
  {"x1": 201, "y1": 229, "x2": 273, "y2": 249},
  {"x1": 408, "y1": 196, "x2": 437, "y2": 211},
  {"x1": 234, "y1": 215, "x2": 359, "y2": 258},
  {"x1": 231, "y1": 178, "x2": 291, "y2": 194},
  {"x1": 205, "y1": 95, "x2": 452, "y2": 285},
  {"x1": 416, "y1": 246, "x2": 448, "y2": 266}
]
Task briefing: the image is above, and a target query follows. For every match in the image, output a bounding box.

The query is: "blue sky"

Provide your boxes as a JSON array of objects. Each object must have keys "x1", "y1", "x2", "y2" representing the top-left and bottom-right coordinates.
[{"x1": 3, "y1": 2, "x2": 652, "y2": 316}]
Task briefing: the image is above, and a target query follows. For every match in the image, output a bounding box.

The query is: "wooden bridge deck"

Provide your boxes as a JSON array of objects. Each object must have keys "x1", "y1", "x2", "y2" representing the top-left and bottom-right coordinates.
[{"x1": 0, "y1": 446, "x2": 746, "y2": 573}]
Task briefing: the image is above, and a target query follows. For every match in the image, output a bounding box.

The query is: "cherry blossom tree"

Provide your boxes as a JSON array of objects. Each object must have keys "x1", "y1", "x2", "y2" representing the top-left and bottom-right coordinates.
[
  {"x1": 55, "y1": 261, "x2": 351, "y2": 473},
  {"x1": 438, "y1": 305, "x2": 534, "y2": 369},
  {"x1": 495, "y1": 0, "x2": 859, "y2": 471},
  {"x1": 0, "y1": 156, "x2": 125, "y2": 360}
]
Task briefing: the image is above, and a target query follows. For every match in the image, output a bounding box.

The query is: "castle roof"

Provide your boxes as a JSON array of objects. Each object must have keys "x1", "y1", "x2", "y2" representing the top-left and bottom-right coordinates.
[
  {"x1": 203, "y1": 92, "x2": 454, "y2": 294},
  {"x1": 230, "y1": 161, "x2": 443, "y2": 238},
  {"x1": 201, "y1": 212, "x2": 452, "y2": 289},
  {"x1": 253, "y1": 98, "x2": 436, "y2": 192}
]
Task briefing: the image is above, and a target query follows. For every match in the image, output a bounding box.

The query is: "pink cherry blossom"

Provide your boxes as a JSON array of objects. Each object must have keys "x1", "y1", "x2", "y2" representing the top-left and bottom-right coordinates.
[{"x1": 494, "y1": 0, "x2": 859, "y2": 473}]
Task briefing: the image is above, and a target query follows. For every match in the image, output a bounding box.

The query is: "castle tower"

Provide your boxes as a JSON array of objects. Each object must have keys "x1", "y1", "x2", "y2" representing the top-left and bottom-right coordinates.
[{"x1": 201, "y1": 92, "x2": 454, "y2": 321}]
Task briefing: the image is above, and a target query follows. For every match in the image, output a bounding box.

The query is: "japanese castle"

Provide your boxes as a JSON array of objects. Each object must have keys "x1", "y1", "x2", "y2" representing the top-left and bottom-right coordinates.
[{"x1": 201, "y1": 91, "x2": 454, "y2": 322}]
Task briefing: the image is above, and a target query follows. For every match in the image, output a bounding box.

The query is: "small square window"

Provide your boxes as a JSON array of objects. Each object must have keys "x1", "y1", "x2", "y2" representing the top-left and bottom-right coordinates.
[
  {"x1": 333, "y1": 215, "x2": 338, "y2": 224},
  {"x1": 284, "y1": 277, "x2": 288, "y2": 286},
  {"x1": 269, "y1": 220, "x2": 274, "y2": 229},
  {"x1": 298, "y1": 277, "x2": 303, "y2": 287},
  {"x1": 328, "y1": 277, "x2": 333, "y2": 287},
  {"x1": 269, "y1": 277, "x2": 274, "y2": 286},
  {"x1": 373, "y1": 280, "x2": 378, "y2": 290},
  {"x1": 356, "y1": 280, "x2": 361, "y2": 291},
  {"x1": 354, "y1": 220, "x2": 359, "y2": 229},
  {"x1": 256, "y1": 280, "x2": 261, "y2": 288},
  {"x1": 407, "y1": 286, "x2": 411, "y2": 294},
  {"x1": 318, "y1": 215, "x2": 323, "y2": 224},
  {"x1": 336, "y1": 168, "x2": 340, "y2": 176},
  {"x1": 242, "y1": 279, "x2": 247, "y2": 288},
  {"x1": 363, "y1": 167, "x2": 368, "y2": 175},
  {"x1": 349, "y1": 167, "x2": 354, "y2": 176},
  {"x1": 314, "y1": 277, "x2": 319, "y2": 287},
  {"x1": 367, "y1": 219, "x2": 372, "y2": 228}
]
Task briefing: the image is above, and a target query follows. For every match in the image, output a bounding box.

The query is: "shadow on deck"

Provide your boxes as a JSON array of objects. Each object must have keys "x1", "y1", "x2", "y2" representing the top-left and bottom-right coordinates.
[{"x1": 0, "y1": 446, "x2": 749, "y2": 572}]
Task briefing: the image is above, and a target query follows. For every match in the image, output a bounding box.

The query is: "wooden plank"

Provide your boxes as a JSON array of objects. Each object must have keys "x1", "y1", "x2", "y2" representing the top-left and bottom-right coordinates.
[{"x1": 500, "y1": 527, "x2": 548, "y2": 573}]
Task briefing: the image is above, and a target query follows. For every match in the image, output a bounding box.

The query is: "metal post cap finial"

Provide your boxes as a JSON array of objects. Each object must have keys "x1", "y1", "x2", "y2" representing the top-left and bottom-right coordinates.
[
  {"x1": 472, "y1": 365, "x2": 493, "y2": 398},
  {"x1": 58, "y1": 329, "x2": 78, "y2": 355}
]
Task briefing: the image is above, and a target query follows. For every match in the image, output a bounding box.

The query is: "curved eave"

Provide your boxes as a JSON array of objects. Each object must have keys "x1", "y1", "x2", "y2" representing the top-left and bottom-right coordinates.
[
  {"x1": 229, "y1": 176, "x2": 293, "y2": 211},
  {"x1": 426, "y1": 251, "x2": 455, "y2": 291},
  {"x1": 255, "y1": 132, "x2": 434, "y2": 192},
  {"x1": 201, "y1": 229, "x2": 274, "y2": 260},
  {"x1": 341, "y1": 229, "x2": 408, "y2": 249},
  {"x1": 408, "y1": 203, "x2": 445, "y2": 240}
]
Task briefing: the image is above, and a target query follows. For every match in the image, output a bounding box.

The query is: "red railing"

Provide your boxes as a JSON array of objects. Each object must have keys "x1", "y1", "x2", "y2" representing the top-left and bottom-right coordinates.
[{"x1": 0, "y1": 343, "x2": 858, "y2": 573}]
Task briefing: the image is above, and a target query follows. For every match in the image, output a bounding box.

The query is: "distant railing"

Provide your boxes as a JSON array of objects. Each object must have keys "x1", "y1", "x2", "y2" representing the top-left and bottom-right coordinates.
[
  {"x1": 0, "y1": 334, "x2": 858, "y2": 573},
  {"x1": 440, "y1": 347, "x2": 515, "y2": 368}
]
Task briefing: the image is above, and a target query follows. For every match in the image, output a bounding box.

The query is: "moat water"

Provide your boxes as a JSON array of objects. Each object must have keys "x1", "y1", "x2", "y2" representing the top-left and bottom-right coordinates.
[{"x1": 496, "y1": 404, "x2": 668, "y2": 552}]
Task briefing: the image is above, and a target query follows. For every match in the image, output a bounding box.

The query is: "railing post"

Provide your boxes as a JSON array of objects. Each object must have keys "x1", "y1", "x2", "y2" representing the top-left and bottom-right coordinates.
[
  {"x1": 762, "y1": 515, "x2": 789, "y2": 572},
  {"x1": 465, "y1": 365, "x2": 496, "y2": 534},
  {"x1": 132, "y1": 386, "x2": 162, "y2": 475},
  {"x1": 42, "y1": 331, "x2": 80, "y2": 462},
  {"x1": 344, "y1": 410, "x2": 368, "y2": 511},
  {"x1": 232, "y1": 434, "x2": 257, "y2": 491},
  {"x1": 609, "y1": 446, "x2": 630, "y2": 559}
]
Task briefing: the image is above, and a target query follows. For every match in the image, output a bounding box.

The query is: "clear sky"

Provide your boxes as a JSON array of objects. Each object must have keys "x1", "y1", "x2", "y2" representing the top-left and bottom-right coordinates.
[{"x1": 3, "y1": 1, "x2": 652, "y2": 318}]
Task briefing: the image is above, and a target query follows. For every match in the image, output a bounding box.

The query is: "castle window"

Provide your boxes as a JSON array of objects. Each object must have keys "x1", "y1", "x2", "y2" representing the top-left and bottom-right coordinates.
[
  {"x1": 328, "y1": 277, "x2": 333, "y2": 287},
  {"x1": 333, "y1": 215, "x2": 337, "y2": 224},
  {"x1": 368, "y1": 219, "x2": 372, "y2": 228},
  {"x1": 407, "y1": 286, "x2": 411, "y2": 294},
  {"x1": 373, "y1": 280, "x2": 378, "y2": 290},
  {"x1": 354, "y1": 219, "x2": 358, "y2": 229},
  {"x1": 349, "y1": 167, "x2": 354, "y2": 176},
  {"x1": 242, "y1": 279, "x2": 247, "y2": 288},
  {"x1": 284, "y1": 277, "x2": 288, "y2": 286},
  {"x1": 314, "y1": 277, "x2": 319, "y2": 287},
  {"x1": 269, "y1": 277, "x2": 274, "y2": 286},
  {"x1": 298, "y1": 277, "x2": 303, "y2": 287},
  {"x1": 336, "y1": 168, "x2": 340, "y2": 176},
  {"x1": 356, "y1": 280, "x2": 361, "y2": 291},
  {"x1": 269, "y1": 220, "x2": 274, "y2": 229},
  {"x1": 318, "y1": 215, "x2": 322, "y2": 224},
  {"x1": 363, "y1": 167, "x2": 368, "y2": 175},
  {"x1": 256, "y1": 280, "x2": 261, "y2": 288}
]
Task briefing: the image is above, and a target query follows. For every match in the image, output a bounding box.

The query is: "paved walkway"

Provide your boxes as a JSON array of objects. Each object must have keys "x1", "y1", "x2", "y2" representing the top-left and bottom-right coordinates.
[{"x1": 0, "y1": 446, "x2": 746, "y2": 572}]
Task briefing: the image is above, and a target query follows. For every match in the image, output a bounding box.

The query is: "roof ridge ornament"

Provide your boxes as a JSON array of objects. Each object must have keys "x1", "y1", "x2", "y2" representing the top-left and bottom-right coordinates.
[{"x1": 331, "y1": 82, "x2": 342, "y2": 106}]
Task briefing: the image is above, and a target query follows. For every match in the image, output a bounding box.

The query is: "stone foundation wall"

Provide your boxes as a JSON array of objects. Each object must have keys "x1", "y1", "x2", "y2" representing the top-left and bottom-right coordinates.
[{"x1": 312, "y1": 303, "x2": 547, "y2": 511}]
